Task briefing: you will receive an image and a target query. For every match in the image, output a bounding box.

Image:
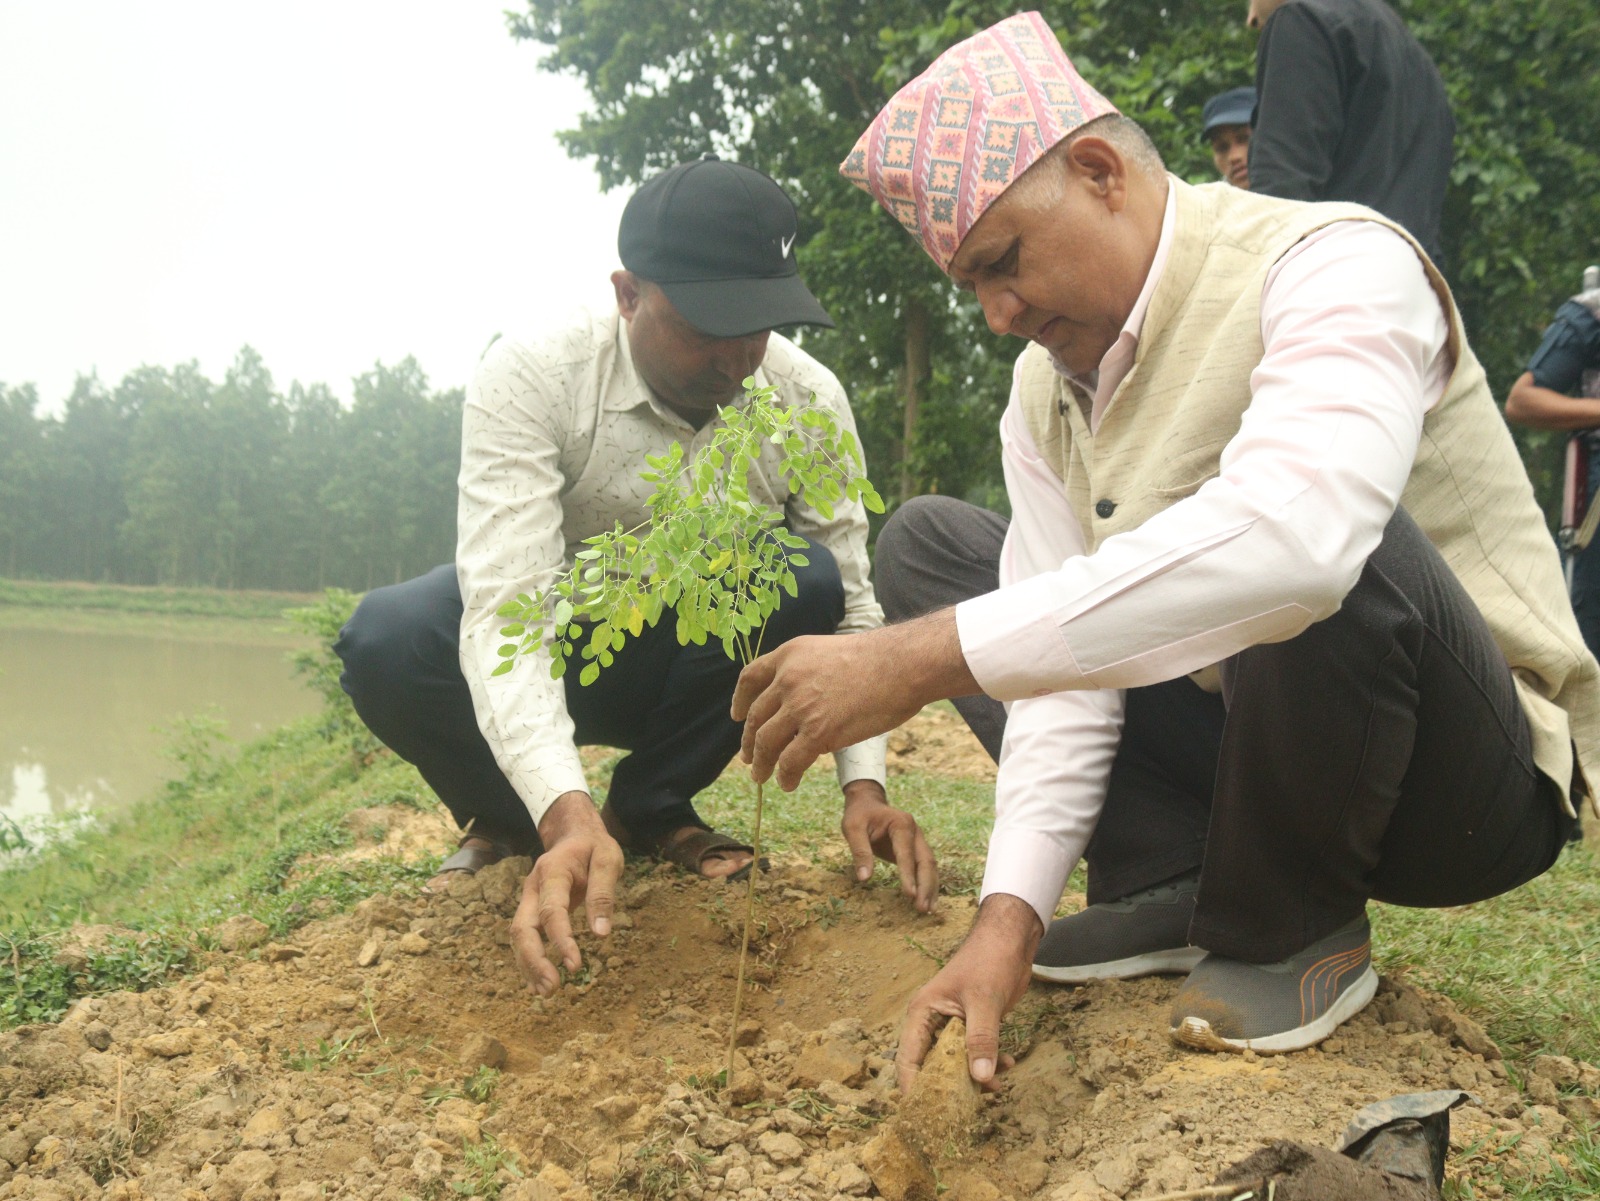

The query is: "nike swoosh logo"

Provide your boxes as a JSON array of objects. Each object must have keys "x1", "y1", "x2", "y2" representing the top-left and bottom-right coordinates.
[{"x1": 780, "y1": 233, "x2": 796, "y2": 258}]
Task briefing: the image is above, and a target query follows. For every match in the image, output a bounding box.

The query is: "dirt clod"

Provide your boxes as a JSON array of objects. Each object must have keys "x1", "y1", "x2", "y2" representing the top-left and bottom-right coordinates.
[
  {"x1": 459, "y1": 1031, "x2": 507, "y2": 1069},
  {"x1": 897, "y1": 1019, "x2": 982, "y2": 1157},
  {"x1": 213, "y1": 915, "x2": 272, "y2": 952},
  {"x1": 862, "y1": 1126, "x2": 938, "y2": 1201}
]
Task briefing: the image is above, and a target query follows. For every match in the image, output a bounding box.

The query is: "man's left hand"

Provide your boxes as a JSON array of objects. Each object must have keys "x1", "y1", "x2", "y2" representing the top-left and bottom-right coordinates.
[
  {"x1": 840, "y1": 780, "x2": 938, "y2": 912},
  {"x1": 732, "y1": 610, "x2": 979, "y2": 790}
]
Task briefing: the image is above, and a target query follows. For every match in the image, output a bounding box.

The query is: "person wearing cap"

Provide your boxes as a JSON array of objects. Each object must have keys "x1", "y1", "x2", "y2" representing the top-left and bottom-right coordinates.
[
  {"x1": 730, "y1": 11, "x2": 1596, "y2": 1085},
  {"x1": 336, "y1": 158, "x2": 936, "y2": 999},
  {"x1": 1247, "y1": 0, "x2": 1454, "y2": 266},
  {"x1": 1201, "y1": 86, "x2": 1256, "y2": 189}
]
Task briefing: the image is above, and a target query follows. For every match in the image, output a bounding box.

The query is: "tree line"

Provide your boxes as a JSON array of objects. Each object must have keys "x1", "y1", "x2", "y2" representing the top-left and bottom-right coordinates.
[
  {"x1": 513, "y1": 0, "x2": 1600, "y2": 515},
  {"x1": 0, "y1": 349, "x2": 460, "y2": 592},
  {"x1": 4, "y1": 2, "x2": 1596, "y2": 595}
]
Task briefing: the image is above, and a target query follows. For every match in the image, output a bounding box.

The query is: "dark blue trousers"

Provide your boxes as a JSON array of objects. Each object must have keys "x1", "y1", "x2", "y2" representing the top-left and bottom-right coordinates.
[{"x1": 335, "y1": 539, "x2": 845, "y2": 852}]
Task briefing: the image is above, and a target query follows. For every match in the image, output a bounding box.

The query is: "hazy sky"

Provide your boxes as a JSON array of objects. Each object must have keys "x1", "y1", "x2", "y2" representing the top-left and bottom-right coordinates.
[{"x1": 1, "y1": 2, "x2": 630, "y2": 413}]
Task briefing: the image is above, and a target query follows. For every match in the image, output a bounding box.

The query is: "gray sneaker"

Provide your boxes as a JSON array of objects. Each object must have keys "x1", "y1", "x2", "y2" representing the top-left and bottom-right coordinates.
[
  {"x1": 1031, "y1": 872, "x2": 1204, "y2": 983},
  {"x1": 1169, "y1": 914, "x2": 1378, "y2": 1054}
]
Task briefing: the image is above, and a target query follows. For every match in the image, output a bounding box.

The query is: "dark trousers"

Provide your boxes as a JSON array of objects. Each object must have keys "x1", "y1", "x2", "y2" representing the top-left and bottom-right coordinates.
[
  {"x1": 876, "y1": 495, "x2": 1576, "y2": 962},
  {"x1": 1569, "y1": 540, "x2": 1600, "y2": 659},
  {"x1": 335, "y1": 539, "x2": 845, "y2": 853},
  {"x1": 1564, "y1": 440, "x2": 1600, "y2": 658}
]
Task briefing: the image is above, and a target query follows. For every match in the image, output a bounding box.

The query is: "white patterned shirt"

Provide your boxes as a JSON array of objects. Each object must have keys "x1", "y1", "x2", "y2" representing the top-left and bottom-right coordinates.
[{"x1": 458, "y1": 307, "x2": 887, "y2": 827}]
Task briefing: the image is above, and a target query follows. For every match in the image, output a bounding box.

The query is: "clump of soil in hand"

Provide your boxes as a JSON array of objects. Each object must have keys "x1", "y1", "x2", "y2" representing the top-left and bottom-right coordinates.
[{"x1": 862, "y1": 1020, "x2": 983, "y2": 1200}]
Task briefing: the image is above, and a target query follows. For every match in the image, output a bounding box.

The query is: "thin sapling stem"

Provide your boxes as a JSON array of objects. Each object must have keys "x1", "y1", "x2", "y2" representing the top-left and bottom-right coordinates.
[{"x1": 493, "y1": 376, "x2": 884, "y2": 1087}]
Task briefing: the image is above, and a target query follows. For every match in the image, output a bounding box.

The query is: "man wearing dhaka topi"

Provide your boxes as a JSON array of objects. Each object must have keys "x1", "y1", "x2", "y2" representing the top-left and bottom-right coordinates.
[{"x1": 730, "y1": 12, "x2": 1598, "y2": 1088}]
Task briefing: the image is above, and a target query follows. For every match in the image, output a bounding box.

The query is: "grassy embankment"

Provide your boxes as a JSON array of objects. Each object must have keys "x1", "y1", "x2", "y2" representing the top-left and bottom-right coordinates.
[
  {"x1": 0, "y1": 577, "x2": 320, "y2": 620},
  {"x1": 0, "y1": 577, "x2": 322, "y2": 642},
  {"x1": 2, "y1": 579, "x2": 1599, "y2": 1196}
]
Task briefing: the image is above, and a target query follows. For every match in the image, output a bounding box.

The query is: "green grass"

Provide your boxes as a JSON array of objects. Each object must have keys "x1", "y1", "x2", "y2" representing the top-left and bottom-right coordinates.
[
  {"x1": 1373, "y1": 834, "x2": 1600, "y2": 1065},
  {"x1": 0, "y1": 576, "x2": 318, "y2": 621},
  {"x1": 2, "y1": 670, "x2": 1598, "y2": 1196},
  {"x1": 0, "y1": 712, "x2": 433, "y2": 1026},
  {"x1": 1448, "y1": 1126, "x2": 1600, "y2": 1200}
]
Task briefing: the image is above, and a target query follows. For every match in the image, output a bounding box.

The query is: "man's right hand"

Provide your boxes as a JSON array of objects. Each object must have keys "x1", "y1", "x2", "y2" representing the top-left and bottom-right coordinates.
[
  {"x1": 896, "y1": 892, "x2": 1043, "y2": 1094},
  {"x1": 510, "y1": 791, "x2": 625, "y2": 997}
]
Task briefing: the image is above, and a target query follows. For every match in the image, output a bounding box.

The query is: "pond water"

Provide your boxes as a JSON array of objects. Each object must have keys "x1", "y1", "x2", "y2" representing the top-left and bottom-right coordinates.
[{"x1": 0, "y1": 612, "x2": 319, "y2": 833}]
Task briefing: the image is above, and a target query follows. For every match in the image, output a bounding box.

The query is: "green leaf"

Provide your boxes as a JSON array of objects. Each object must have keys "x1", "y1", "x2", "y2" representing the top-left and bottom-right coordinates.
[
  {"x1": 579, "y1": 662, "x2": 600, "y2": 687},
  {"x1": 491, "y1": 660, "x2": 513, "y2": 677},
  {"x1": 496, "y1": 644, "x2": 518, "y2": 658}
]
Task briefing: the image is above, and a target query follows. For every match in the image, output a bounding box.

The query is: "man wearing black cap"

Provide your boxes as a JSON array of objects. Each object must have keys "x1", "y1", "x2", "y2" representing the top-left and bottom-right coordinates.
[
  {"x1": 1201, "y1": 86, "x2": 1256, "y2": 189},
  {"x1": 336, "y1": 159, "x2": 934, "y2": 998}
]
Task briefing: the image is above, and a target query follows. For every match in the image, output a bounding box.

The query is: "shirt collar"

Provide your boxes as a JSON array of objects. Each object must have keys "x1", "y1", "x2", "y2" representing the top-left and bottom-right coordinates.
[
  {"x1": 1057, "y1": 179, "x2": 1178, "y2": 429},
  {"x1": 605, "y1": 312, "x2": 658, "y2": 414}
]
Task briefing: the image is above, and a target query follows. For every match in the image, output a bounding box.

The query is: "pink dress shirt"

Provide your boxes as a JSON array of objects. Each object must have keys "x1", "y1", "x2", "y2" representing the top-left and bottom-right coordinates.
[{"x1": 955, "y1": 185, "x2": 1455, "y2": 928}]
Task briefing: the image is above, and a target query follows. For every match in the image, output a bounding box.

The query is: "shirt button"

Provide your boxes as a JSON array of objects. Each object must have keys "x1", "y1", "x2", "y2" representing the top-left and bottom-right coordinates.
[{"x1": 1094, "y1": 499, "x2": 1116, "y2": 519}]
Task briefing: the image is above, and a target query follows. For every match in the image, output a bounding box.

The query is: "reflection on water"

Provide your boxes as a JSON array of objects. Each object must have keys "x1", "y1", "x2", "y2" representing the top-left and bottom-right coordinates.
[{"x1": 0, "y1": 622, "x2": 319, "y2": 827}]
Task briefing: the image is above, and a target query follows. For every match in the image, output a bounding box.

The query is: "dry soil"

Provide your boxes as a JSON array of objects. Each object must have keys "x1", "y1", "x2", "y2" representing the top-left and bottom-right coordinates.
[{"x1": 2, "y1": 712, "x2": 1596, "y2": 1201}]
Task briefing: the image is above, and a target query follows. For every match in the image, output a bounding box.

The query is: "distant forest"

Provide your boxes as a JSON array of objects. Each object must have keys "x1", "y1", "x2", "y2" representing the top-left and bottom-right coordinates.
[{"x1": 0, "y1": 348, "x2": 460, "y2": 592}]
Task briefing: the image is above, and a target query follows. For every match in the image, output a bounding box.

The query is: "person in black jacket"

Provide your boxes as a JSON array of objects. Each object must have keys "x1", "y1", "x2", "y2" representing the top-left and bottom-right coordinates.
[{"x1": 1247, "y1": 0, "x2": 1455, "y2": 266}]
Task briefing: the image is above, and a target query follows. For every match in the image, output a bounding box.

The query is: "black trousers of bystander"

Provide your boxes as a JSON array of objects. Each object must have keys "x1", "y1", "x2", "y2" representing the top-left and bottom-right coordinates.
[{"x1": 874, "y1": 495, "x2": 1576, "y2": 963}]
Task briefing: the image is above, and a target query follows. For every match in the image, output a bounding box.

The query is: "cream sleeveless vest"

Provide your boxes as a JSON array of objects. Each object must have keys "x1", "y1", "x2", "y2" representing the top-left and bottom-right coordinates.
[{"x1": 1018, "y1": 177, "x2": 1598, "y2": 815}]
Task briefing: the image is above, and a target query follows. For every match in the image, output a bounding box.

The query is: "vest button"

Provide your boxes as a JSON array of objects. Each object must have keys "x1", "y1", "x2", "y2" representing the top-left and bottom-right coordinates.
[{"x1": 1094, "y1": 499, "x2": 1116, "y2": 519}]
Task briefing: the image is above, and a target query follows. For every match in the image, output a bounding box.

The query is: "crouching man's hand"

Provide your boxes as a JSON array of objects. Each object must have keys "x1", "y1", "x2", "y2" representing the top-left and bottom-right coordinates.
[
  {"x1": 510, "y1": 791, "x2": 625, "y2": 997},
  {"x1": 896, "y1": 893, "x2": 1042, "y2": 1094},
  {"x1": 840, "y1": 780, "x2": 938, "y2": 913},
  {"x1": 733, "y1": 609, "x2": 979, "y2": 791}
]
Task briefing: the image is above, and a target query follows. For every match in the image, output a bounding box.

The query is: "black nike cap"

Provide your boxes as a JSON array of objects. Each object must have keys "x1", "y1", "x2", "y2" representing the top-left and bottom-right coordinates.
[{"x1": 618, "y1": 156, "x2": 834, "y2": 337}]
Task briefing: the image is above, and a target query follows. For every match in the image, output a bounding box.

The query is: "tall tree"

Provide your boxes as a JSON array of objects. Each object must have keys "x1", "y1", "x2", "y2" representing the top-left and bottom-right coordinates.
[
  {"x1": 320, "y1": 359, "x2": 461, "y2": 590},
  {"x1": 0, "y1": 384, "x2": 43, "y2": 577},
  {"x1": 120, "y1": 364, "x2": 221, "y2": 585},
  {"x1": 1405, "y1": 0, "x2": 1600, "y2": 516},
  {"x1": 507, "y1": 0, "x2": 1255, "y2": 508},
  {"x1": 46, "y1": 374, "x2": 138, "y2": 582},
  {"x1": 512, "y1": 0, "x2": 1600, "y2": 522},
  {"x1": 275, "y1": 382, "x2": 346, "y2": 590}
]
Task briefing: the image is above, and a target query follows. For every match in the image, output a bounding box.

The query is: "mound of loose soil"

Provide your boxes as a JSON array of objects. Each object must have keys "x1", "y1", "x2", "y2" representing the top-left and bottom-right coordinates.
[{"x1": 2, "y1": 712, "x2": 1596, "y2": 1201}]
